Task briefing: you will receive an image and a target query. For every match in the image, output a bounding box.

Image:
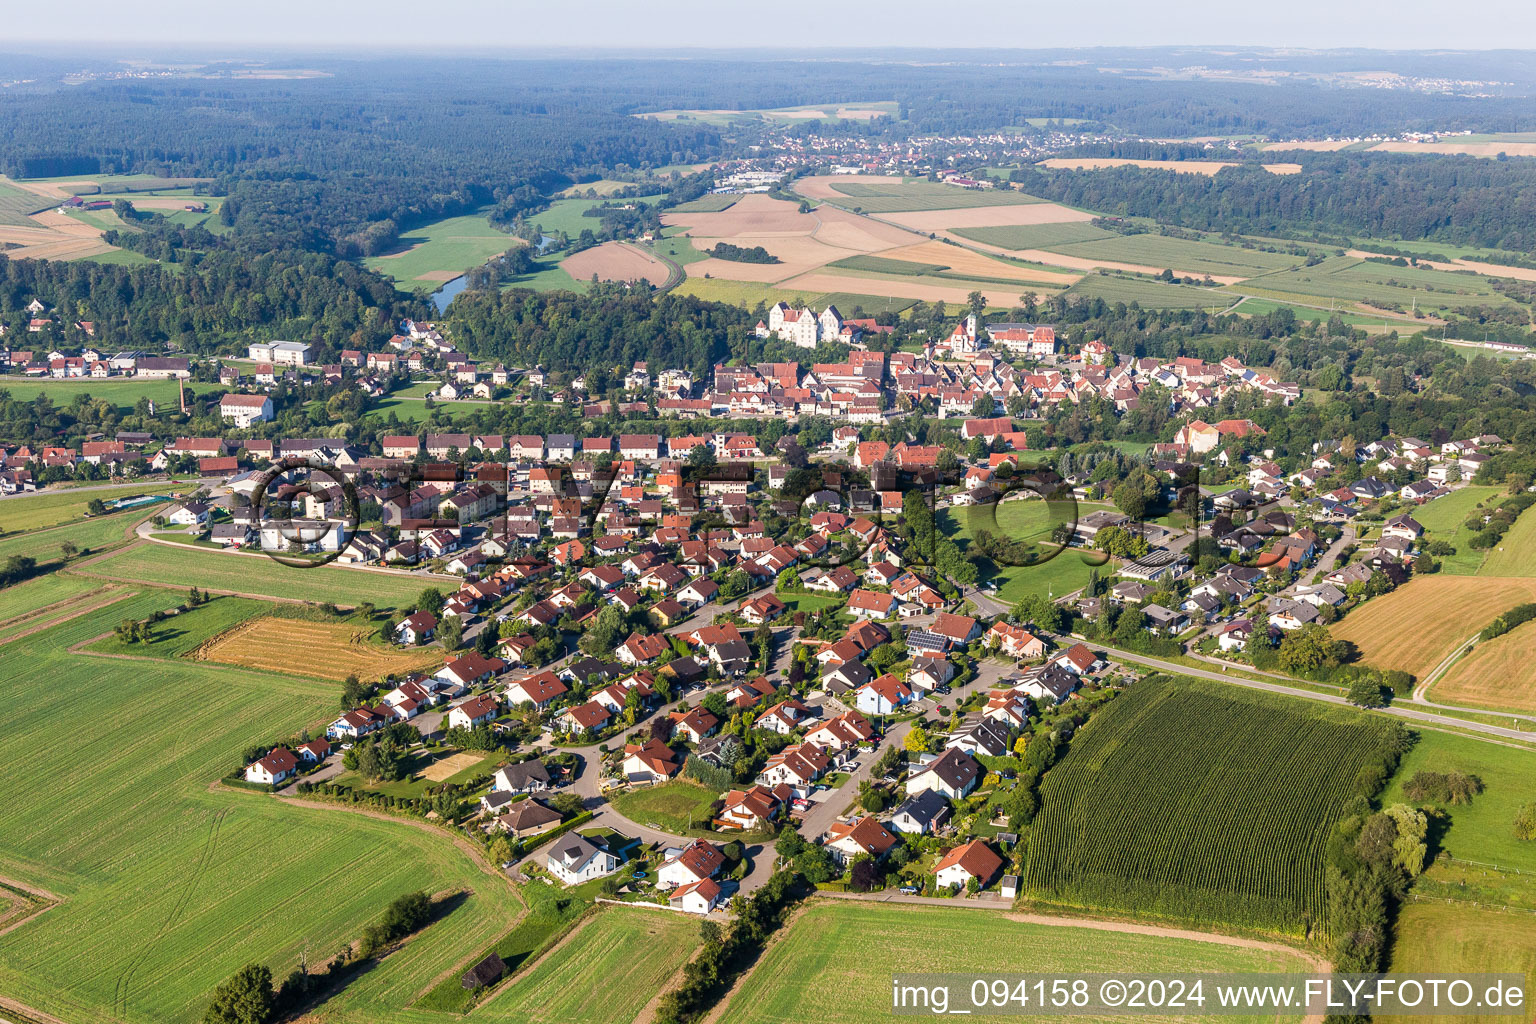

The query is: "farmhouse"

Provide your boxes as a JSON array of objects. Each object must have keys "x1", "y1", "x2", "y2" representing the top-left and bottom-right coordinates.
[{"x1": 244, "y1": 747, "x2": 298, "y2": 786}]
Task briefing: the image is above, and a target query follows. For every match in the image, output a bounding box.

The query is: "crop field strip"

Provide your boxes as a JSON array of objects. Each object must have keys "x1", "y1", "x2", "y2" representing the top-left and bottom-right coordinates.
[
  {"x1": 1430, "y1": 618, "x2": 1536, "y2": 715},
  {"x1": 1039, "y1": 234, "x2": 1305, "y2": 278},
  {"x1": 194, "y1": 615, "x2": 446, "y2": 681},
  {"x1": 952, "y1": 221, "x2": 1119, "y2": 249},
  {"x1": 1064, "y1": 274, "x2": 1237, "y2": 310},
  {"x1": 1023, "y1": 675, "x2": 1400, "y2": 934},
  {"x1": 73, "y1": 542, "x2": 428, "y2": 608},
  {"x1": 826, "y1": 179, "x2": 1047, "y2": 212},
  {"x1": 1330, "y1": 575, "x2": 1536, "y2": 680},
  {"x1": 715, "y1": 901, "x2": 1314, "y2": 1024},
  {"x1": 0, "y1": 595, "x2": 518, "y2": 1024}
]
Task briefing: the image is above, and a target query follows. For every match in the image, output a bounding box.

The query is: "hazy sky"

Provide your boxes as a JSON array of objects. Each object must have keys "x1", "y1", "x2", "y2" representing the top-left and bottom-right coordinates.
[{"x1": 16, "y1": 0, "x2": 1536, "y2": 51}]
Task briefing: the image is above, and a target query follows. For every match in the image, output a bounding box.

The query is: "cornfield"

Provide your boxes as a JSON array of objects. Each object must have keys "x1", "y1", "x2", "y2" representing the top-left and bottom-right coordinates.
[{"x1": 1023, "y1": 675, "x2": 1399, "y2": 936}]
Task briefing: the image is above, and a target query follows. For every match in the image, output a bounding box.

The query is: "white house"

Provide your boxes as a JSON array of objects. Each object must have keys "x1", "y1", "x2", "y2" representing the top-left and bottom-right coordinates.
[
  {"x1": 657, "y1": 839, "x2": 725, "y2": 889},
  {"x1": 905, "y1": 748, "x2": 980, "y2": 800},
  {"x1": 934, "y1": 839, "x2": 1003, "y2": 890},
  {"x1": 219, "y1": 393, "x2": 274, "y2": 427},
  {"x1": 546, "y1": 834, "x2": 617, "y2": 885},
  {"x1": 668, "y1": 878, "x2": 724, "y2": 915},
  {"x1": 244, "y1": 747, "x2": 298, "y2": 785},
  {"x1": 447, "y1": 693, "x2": 500, "y2": 731}
]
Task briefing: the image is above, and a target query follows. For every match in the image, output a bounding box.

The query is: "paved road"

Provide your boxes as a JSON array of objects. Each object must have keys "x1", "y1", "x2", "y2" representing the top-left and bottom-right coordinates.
[{"x1": 1091, "y1": 643, "x2": 1536, "y2": 744}]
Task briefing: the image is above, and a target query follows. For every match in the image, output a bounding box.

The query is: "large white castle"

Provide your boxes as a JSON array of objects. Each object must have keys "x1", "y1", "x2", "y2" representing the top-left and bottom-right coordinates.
[{"x1": 758, "y1": 303, "x2": 846, "y2": 348}]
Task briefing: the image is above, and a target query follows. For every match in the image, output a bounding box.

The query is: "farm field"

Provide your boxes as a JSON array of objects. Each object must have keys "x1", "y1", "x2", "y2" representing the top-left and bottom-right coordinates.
[
  {"x1": 1035, "y1": 157, "x2": 1301, "y2": 175},
  {"x1": 838, "y1": 241, "x2": 1080, "y2": 286},
  {"x1": 716, "y1": 901, "x2": 1314, "y2": 1024},
  {"x1": 560, "y1": 241, "x2": 673, "y2": 286},
  {"x1": 639, "y1": 101, "x2": 897, "y2": 126},
  {"x1": 1431, "y1": 618, "x2": 1536, "y2": 714},
  {"x1": 1331, "y1": 575, "x2": 1536, "y2": 679},
  {"x1": 0, "y1": 481, "x2": 185, "y2": 535},
  {"x1": 0, "y1": 574, "x2": 107, "y2": 637},
  {"x1": 823, "y1": 178, "x2": 1046, "y2": 213},
  {"x1": 0, "y1": 512, "x2": 148, "y2": 570},
  {"x1": 1040, "y1": 234, "x2": 1304, "y2": 279},
  {"x1": 775, "y1": 269, "x2": 1061, "y2": 309},
  {"x1": 0, "y1": 375, "x2": 185, "y2": 413},
  {"x1": 1370, "y1": 139, "x2": 1536, "y2": 157},
  {"x1": 953, "y1": 221, "x2": 1118, "y2": 249},
  {"x1": 1024, "y1": 675, "x2": 1401, "y2": 933},
  {"x1": 362, "y1": 209, "x2": 515, "y2": 287},
  {"x1": 75, "y1": 542, "x2": 429, "y2": 608},
  {"x1": 1383, "y1": 903, "x2": 1536, "y2": 1024},
  {"x1": 194, "y1": 612, "x2": 446, "y2": 681},
  {"x1": 521, "y1": 197, "x2": 607, "y2": 240},
  {"x1": 1065, "y1": 273, "x2": 1238, "y2": 310},
  {"x1": 85, "y1": 594, "x2": 270, "y2": 659},
  {"x1": 669, "y1": 276, "x2": 820, "y2": 309},
  {"x1": 1229, "y1": 255, "x2": 1513, "y2": 315},
  {"x1": 0, "y1": 177, "x2": 55, "y2": 225},
  {"x1": 1228, "y1": 295, "x2": 1412, "y2": 327},
  {"x1": 1476, "y1": 506, "x2": 1536, "y2": 576},
  {"x1": 472, "y1": 908, "x2": 700, "y2": 1024},
  {"x1": 667, "y1": 193, "x2": 739, "y2": 213},
  {"x1": 814, "y1": 291, "x2": 918, "y2": 315},
  {"x1": 1414, "y1": 485, "x2": 1502, "y2": 575},
  {"x1": 0, "y1": 598, "x2": 514, "y2": 1024}
]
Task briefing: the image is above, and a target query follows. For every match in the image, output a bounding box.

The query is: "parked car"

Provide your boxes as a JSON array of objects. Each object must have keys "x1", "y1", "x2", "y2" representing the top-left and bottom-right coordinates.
[{"x1": 899, "y1": 885, "x2": 919, "y2": 895}]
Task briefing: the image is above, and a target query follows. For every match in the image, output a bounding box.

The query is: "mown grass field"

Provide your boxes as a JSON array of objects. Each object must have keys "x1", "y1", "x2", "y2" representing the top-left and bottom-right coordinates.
[
  {"x1": 1476, "y1": 505, "x2": 1536, "y2": 577},
  {"x1": 608, "y1": 779, "x2": 723, "y2": 835},
  {"x1": 668, "y1": 193, "x2": 739, "y2": 213},
  {"x1": 716, "y1": 902, "x2": 1314, "y2": 1024},
  {"x1": 0, "y1": 512, "x2": 147, "y2": 570},
  {"x1": 0, "y1": 179, "x2": 54, "y2": 225},
  {"x1": 85, "y1": 595, "x2": 272, "y2": 659},
  {"x1": 953, "y1": 221, "x2": 1117, "y2": 249},
  {"x1": 76, "y1": 542, "x2": 427, "y2": 609},
  {"x1": 1065, "y1": 273, "x2": 1237, "y2": 310},
  {"x1": 1429, "y1": 617, "x2": 1536, "y2": 716},
  {"x1": 521, "y1": 197, "x2": 607, "y2": 239},
  {"x1": 670, "y1": 276, "x2": 821, "y2": 308},
  {"x1": 0, "y1": 594, "x2": 518, "y2": 1024},
  {"x1": 0, "y1": 375, "x2": 185, "y2": 413},
  {"x1": 0, "y1": 482, "x2": 186, "y2": 535},
  {"x1": 1025, "y1": 675, "x2": 1400, "y2": 933},
  {"x1": 1229, "y1": 295, "x2": 1413, "y2": 327},
  {"x1": 1043, "y1": 234, "x2": 1304, "y2": 278},
  {"x1": 1414, "y1": 485, "x2": 1501, "y2": 575},
  {"x1": 472, "y1": 908, "x2": 699, "y2": 1024},
  {"x1": 942, "y1": 498, "x2": 1099, "y2": 604},
  {"x1": 828, "y1": 179, "x2": 1046, "y2": 213},
  {"x1": 1383, "y1": 903, "x2": 1536, "y2": 1024},
  {"x1": 0, "y1": 573, "x2": 106, "y2": 636},
  {"x1": 362, "y1": 209, "x2": 515, "y2": 286},
  {"x1": 1331, "y1": 575, "x2": 1536, "y2": 680}
]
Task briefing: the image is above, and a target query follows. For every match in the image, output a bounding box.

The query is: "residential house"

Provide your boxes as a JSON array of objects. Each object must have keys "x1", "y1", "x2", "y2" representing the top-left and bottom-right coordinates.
[
  {"x1": 546, "y1": 834, "x2": 618, "y2": 884},
  {"x1": 905, "y1": 748, "x2": 981, "y2": 800},
  {"x1": 935, "y1": 839, "x2": 1004, "y2": 890}
]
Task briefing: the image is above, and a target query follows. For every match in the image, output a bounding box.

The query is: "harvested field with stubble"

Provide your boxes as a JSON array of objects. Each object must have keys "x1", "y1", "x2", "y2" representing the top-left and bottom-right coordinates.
[
  {"x1": 876, "y1": 239, "x2": 1082, "y2": 285},
  {"x1": 880, "y1": 201, "x2": 1095, "y2": 233},
  {"x1": 1331, "y1": 575, "x2": 1536, "y2": 680},
  {"x1": 560, "y1": 241, "x2": 672, "y2": 286},
  {"x1": 194, "y1": 615, "x2": 444, "y2": 681},
  {"x1": 1430, "y1": 617, "x2": 1536, "y2": 714}
]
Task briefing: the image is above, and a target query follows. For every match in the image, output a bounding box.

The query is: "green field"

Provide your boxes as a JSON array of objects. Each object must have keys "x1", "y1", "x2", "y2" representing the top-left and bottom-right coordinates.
[
  {"x1": 85, "y1": 247, "x2": 162, "y2": 266},
  {"x1": 1477, "y1": 504, "x2": 1536, "y2": 577},
  {"x1": 671, "y1": 276, "x2": 822, "y2": 308},
  {"x1": 668, "y1": 194, "x2": 740, "y2": 213},
  {"x1": 1384, "y1": 903, "x2": 1536, "y2": 1024},
  {"x1": 825, "y1": 179, "x2": 1046, "y2": 213},
  {"x1": 77, "y1": 543, "x2": 426, "y2": 608},
  {"x1": 0, "y1": 483, "x2": 185, "y2": 535},
  {"x1": 0, "y1": 595, "x2": 520, "y2": 1024},
  {"x1": 0, "y1": 178, "x2": 54, "y2": 226},
  {"x1": 1043, "y1": 234, "x2": 1304, "y2": 278},
  {"x1": 0, "y1": 573, "x2": 105, "y2": 634},
  {"x1": 941, "y1": 500, "x2": 1098, "y2": 603},
  {"x1": 0, "y1": 375, "x2": 186, "y2": 414},
  {"x1": 522, "y1": 198, "x2": 608, "y2": 240},
  {"x1": 1065, "y1": 274, "x2": 1237, "y2": 310},
  {"x1": 1230, "y1": 255, "x2": 1514, "y2": 314},
  {"x1": 1415, "y1": 485, "x2": 1502, "y2": 575},
  {"x1": 362, "y1": 209, "x2": 516, "y2": 287},
  {"x1": 717, "y1": 902, "x2": 1313, "y2": 1024},
  {"x1": 814, "y1": 291, "x2": 918, "y2": 315},
  {"x1": 1228, "y1": 296, "x2": 1412, "y2": 327},
  {"x1": 953, "y1": 222, "x2": 1117, "y2": 249},
  {"x1": 471, "y1": 908, "x2": 699, "y2": 1023},
  {"x1": 0, "y1": 512, "x2": 149, "y2": 571},
  {"x1": 1025, "y1": 675, "x2": 1401, "y2": 934},
  {"x1": 86, "y1": 595, "x2": 273, "y2": 659},
  {"x1": 829, "y1": 254, "x2": 950, "y2": 276},
  {"x1": 607, "y1": 779, "x2": 723, "y2": 835}
]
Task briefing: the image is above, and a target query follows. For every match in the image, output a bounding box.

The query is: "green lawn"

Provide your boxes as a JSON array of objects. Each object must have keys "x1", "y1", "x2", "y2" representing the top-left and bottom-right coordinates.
[
  {"x1": 0, "y1": 376, "x2": 185, "y2": 414},
  {"x1": 717, "y1": 902, "x2": 1313, "y2": 1024},
  {"x1": 1229, "y1": 296, "x2": 1411, "y2": 326},
  {"x1": 0, "y1": 513, "x2": 148, "y2": 571},
  {"x1": 362, "y1": 209, "x2": 516, "y2": 287},
  {"x1": 607, "y1": 779, "x2": 723, "y2": 835},
  {"x1": 1384, "y1": 902, "x2": 1536, "y2": 1024},
  {"x1": 942, "y1": 500, "x2": 1101, "y2": 603},
  {"x1": 776, "y1": 592, "x2": 846, "y2": 614},
  {"x1": 76, "y1": 543, "x2": 426, "y2": 609},
  {"x1": 522, "y1": 198, "x2": 607, "y2": 240},
  {"x1": 473, "y1": 908, "x2": 699, "y2": 1024},
  {"x1": 0, "y1": 595, "x2": 520, "y2": 1024},
  {"x1": 1415, "y1": 485, "x2": 1501, "y2": 575},
  {"x1": 84, "y1": 247, "x2": 162, "y2": 266}
]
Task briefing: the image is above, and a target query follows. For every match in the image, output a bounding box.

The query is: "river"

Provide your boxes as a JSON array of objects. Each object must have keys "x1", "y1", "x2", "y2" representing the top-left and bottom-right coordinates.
[{"x1": 430, "y1": 235, "x2": 557, "y2": 312}]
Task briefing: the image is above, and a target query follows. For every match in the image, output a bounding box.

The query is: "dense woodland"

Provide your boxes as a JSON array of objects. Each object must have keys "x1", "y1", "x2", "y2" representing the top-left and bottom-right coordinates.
[{"x1": 1020, "y1": 154, "x2": 1536, "y2": 252}]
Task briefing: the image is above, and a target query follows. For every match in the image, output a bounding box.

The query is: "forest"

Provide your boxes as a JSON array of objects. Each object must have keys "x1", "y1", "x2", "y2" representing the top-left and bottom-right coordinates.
[{"x1": 1019, "y1": 153, "x2": 1536, "y2": 252}]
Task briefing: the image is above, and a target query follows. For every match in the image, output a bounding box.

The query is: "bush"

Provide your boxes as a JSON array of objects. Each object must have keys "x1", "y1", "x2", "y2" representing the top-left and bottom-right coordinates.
[{"x1": 1403, "y1": 770, "x2": 1482, "y2": 805}]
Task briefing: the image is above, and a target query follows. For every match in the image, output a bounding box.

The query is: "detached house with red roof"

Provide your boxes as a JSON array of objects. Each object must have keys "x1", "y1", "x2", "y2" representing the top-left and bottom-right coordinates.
[{"x1": 245, "y1": 747, "x2": 298, "y2": 786}]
